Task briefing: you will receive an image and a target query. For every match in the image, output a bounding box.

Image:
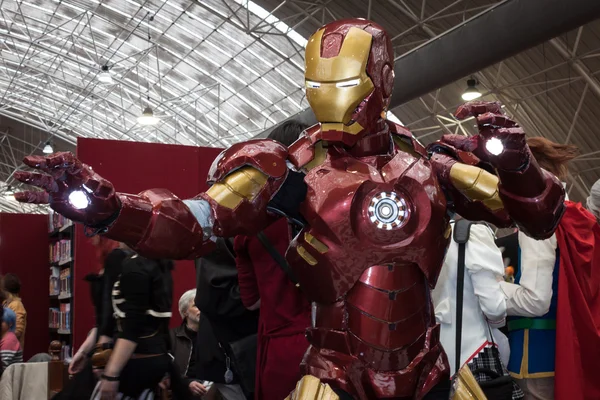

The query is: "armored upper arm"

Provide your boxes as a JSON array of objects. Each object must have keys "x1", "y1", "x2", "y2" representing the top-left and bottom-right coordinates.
[{"x1": 198, "y1": 139, "x2": 290, "y2": 237}]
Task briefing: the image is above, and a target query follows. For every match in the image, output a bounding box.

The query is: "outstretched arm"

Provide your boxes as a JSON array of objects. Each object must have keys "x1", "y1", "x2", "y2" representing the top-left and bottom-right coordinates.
[
  {"x1": 430, "y1": 101, "x2": 564, "y2": 240},
  {"x1": 15, "y1": 140, "x2": 290, "y2": 260}
]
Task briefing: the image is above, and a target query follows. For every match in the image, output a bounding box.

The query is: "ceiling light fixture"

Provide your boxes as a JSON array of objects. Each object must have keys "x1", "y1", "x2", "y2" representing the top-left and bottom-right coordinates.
[
  {"x1": 461, "y1": 78, "x2": 482, "y2": 101},
  {"x1": 97, "y1": 65, "x2": 113, "y2": 84},
  {"x1": 43, "y1": 141, "x2": 54, "y2": 154},
  {"x1": 138, "y1": 13, "x2": 159, "y2": 127},
  {"x1": 137, "y1": 106, "x2": 159, "y2": 125}
]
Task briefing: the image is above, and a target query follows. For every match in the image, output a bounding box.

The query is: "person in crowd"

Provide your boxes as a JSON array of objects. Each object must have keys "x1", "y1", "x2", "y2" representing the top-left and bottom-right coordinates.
[
  {"x1": 91, "y1": 252, "x2": 185, "y2": 399},
  {"x1": 0, "y1": 307, "x2": 23, "y2": 370},
  {"x1": 234, "y1": 120, "x2": 311, "y2": 400},
  {"x1": 87, "y1": 239, "x2": 131, "y2": 355},
  {"x1": 56, "y1": 238, "x2": 128, "y2": 399},
  {"x1": 171, "y1": 289, "x2": 218, "y2": 399},
  {"x1": 432, "y1": 219, "x2": 522, "y2": 399},
  {"x1": 195, "y1": 237, "x2": 258, "y2": 400},
  {"x1": 71, "y1": 239, "x2": 128, "y2": 371},
  {"x1": 500, "y1": 137, "x2": 600, "y2": 400},
  {"x1": 3, "y1": 274, "x2": 26, "y2": 350},
  {"x1": 587, "y1": 178, "x2": 600, "y2": 222}
]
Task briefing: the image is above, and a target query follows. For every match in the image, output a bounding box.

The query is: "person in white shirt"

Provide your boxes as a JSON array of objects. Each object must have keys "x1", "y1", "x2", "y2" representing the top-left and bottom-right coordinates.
[{"x1": 432, "y1": 220, "x2": 522, "y2": 398}]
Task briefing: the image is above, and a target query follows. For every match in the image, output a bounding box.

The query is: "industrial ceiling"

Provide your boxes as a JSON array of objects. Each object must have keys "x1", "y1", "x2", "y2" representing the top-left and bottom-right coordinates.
[{"x1": 0, "y1": 0, "x2": 598, "y2": 213}]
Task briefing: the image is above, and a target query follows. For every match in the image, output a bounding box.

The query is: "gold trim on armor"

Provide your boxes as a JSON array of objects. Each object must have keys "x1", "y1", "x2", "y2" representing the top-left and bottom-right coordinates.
[
  {"x1": 393, "y1": 136, "x2": 420, "y2": 159},
  {"x1": 206, "y1": 166, "x2": 268, "y2": 209},
  {"x1": 451, "y1": 365, "x2": 488, "y2": 400},
  {"x1": 297, "y1": 245, "x2": 318, "y2": 266},
  {"x1": 320, "y1": 122, "x2": 364, "y2": 136},
  {"x1": 444, "y1": 223, "x2": 452, "y2": 239},
  {"x1": 449, "y1": 163, "x2": 504, "y2": 211},
  {"x1": 285, "y1": 375, "x2": 339, "y2": 400},
  {"x1": 304, "y1": 141, "x2": 328, "y2": 171},
  {"x1": 304, "y1": 232, "x2": 329, "y2": 254}
]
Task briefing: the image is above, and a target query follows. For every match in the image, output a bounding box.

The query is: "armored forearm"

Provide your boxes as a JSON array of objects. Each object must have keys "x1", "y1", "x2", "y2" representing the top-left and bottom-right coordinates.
[
  {"x1": 495, "y1": 151, "x2": 565, "y2": 240},
  {"x1": 103, "y1": 189, "x2": 212, "y2": 260}
]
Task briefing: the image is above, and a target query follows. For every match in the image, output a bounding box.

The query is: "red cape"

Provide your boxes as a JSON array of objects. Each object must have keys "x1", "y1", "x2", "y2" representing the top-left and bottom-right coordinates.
[{"x1": 555, "y1": 201, "x2": 600, "y2": 400}]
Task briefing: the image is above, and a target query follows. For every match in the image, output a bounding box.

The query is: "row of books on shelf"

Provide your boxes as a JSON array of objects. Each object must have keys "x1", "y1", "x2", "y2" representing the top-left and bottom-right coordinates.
[
  {"x1": 49, "y1": 304, "x2": 71, "y2": 332},
  {"x1": 60, "y1": 344, "x2": 72, "y2": 361},
  {"x1": 49, "y1": 210, "x2": 72, "y2": 233},
  {"x1": 50, "y1": 240, "x2": 72, "y2": 265},
  {"x1": 50, "y1": 267, "x2": 71, "y2": 297}
]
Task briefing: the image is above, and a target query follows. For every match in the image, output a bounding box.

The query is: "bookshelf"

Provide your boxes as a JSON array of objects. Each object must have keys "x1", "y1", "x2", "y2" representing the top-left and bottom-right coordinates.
[{"x1": 48, "y1": 210, "x2": 73, "y2": 360}]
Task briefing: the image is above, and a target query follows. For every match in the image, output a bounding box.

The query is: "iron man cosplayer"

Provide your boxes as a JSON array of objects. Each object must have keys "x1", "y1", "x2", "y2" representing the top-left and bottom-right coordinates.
[{"x1": 16, "y1": 19, "x2": 564, "y2": 400}]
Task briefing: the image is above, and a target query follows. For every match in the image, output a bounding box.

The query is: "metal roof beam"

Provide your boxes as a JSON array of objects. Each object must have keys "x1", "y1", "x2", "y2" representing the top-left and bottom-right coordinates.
[{"x1": 549, "y1": 37, "x2": 600, "y2": 100}]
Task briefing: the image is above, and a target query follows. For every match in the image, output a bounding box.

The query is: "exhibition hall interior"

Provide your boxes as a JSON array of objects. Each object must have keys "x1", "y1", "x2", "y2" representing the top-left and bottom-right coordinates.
[{"x1": 0, "y1": 0, "x2": 598, "y2": 399}]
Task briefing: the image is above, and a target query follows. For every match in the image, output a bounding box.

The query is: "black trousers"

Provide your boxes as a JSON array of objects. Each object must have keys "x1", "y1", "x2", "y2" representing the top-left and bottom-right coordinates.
[{"x1": 116, "y1": 354, "x2": 170, "y2": 397}]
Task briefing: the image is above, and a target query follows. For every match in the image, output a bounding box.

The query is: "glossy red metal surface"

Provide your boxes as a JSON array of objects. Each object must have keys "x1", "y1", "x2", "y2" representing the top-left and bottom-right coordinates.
[
  {"x1": 347, "y1": 271, "x2": 427, "y2": 322},
  {"x1": 288, "y1": 125, "x2": 321, "y2": 168},
  {"x1": 348, "y1": 330, "x2": 426, "y2": 371},
  {"x1": 207, "y1": 139, "x2": 288, "y2": 182},
  {"x1": 302, "y1": 325, "x2": 446, "y2": 399},
  {"x1": 106, "y1": 189, "x2": 212, "y2": 259},
  {"x1": 286, "y1": 120, "x2": 450, "y2": 398}
]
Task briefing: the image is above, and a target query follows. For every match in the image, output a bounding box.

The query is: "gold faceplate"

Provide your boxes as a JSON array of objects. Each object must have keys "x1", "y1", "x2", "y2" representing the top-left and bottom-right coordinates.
[
  {"x1": 449, "y1": 163, "x2": 504, "y2": 211},
  {"x1": 305, "y1": 27, "x2": 374, "y2": 130},
  {"x1": 206, "y1": 166, "x2": 268, "y2": 210},
  {"x1": 285, "y1": 375, "x2": 339, "y2": 400}
]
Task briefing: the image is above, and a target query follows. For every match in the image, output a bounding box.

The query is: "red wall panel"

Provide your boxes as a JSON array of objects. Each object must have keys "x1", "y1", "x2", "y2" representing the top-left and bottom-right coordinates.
[
  {"x1": 74, "y1": 138, "x2": 221, "y2": 349},
  {"x1": 0, "y1": 213, "x2": 49, "y2": 360}
]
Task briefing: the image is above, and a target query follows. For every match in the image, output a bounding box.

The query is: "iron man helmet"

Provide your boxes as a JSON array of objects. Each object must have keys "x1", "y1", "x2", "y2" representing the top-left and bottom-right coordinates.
[{"x1": 304, "y1": 19, "x2": 395, "y2": 146}]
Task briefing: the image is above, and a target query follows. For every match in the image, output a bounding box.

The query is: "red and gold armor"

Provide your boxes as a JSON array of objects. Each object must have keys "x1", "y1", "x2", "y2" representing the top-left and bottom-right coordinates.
[{"x1": 15, "y1": 18, "x2": 565, "y2": 400}]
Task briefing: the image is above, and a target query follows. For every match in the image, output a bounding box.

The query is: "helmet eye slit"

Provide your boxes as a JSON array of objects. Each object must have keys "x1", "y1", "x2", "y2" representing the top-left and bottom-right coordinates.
[{"x1": 336, "y1": 78, "x2": 360, "y2": 88}]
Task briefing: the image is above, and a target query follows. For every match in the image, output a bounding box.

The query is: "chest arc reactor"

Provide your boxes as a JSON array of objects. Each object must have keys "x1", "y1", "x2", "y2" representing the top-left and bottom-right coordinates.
[{"x1": 368, "y1": 191, "x2": 409, "y2": 230}]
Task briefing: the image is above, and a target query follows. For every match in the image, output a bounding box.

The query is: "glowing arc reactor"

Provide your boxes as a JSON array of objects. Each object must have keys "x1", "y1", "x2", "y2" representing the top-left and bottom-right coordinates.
[{"x1": 368, "y1": 191, "x2": 408, "y2": 230}]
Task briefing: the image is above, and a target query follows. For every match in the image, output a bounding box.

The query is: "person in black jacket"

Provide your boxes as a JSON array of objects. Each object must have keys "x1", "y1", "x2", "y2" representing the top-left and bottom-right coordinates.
[
  {"x1": 60, "y1": 240, "x2": 129, "y2": 400},
  {"x1": 194, "y1": 237, "x2": 259, "y2": 400},
  {"x1": 92, "y1": 252, "x2": 181, "y2": 399}
]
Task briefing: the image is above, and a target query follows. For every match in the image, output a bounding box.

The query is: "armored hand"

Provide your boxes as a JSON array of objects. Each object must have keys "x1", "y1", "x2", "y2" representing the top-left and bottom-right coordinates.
[
  {"x1": 14, "y1": 152, "x2": 120, "y2": 226},
  {"x1": 445, "y1": 101, "x2": 528, "y2": 171}
]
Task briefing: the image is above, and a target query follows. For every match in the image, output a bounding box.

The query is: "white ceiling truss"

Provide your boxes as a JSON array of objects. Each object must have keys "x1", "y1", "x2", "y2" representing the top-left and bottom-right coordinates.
[{"x1": 0, "y1": 0, "x2": 597, "y2": 213}]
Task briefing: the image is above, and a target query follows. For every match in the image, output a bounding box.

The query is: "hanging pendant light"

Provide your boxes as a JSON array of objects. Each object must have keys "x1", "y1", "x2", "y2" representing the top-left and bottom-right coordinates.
[
  {"x1": 138, "y1": 13, "x2": 159, "y2": 127},
  {"x1": 137, "y1": 106, "x2": 159, "y2": 125},
  {"x1": 43, "y1": 141, "x2": 54, "y2": 154},
  {"x1": 461, "y1": 78, "x2": 482, "y2": 101},
  {"x1": 97, "y1": 65, "x2": 113, "y2": 84}
]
